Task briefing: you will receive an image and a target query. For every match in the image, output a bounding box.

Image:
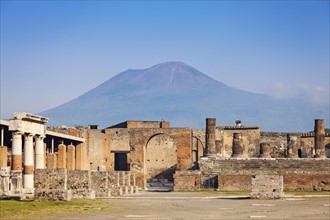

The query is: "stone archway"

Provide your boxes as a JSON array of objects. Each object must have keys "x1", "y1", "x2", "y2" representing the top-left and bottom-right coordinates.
[{"x1": 144, "y1": 133, "x2": 177, "y2": 190}]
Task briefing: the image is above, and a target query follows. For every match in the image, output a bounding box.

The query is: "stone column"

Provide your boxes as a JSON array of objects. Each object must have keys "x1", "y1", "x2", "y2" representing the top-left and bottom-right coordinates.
[
  {"x1": 314, "y1": 119, "x2": 325, "y2": 158},
  {"x1": 1, "y1": 127, "x2": 4, "y2": 146},
  {"x1": 35, "y1": 135, "x2": 45, "y2": 169},
  {"x1": 23, "y1": 133, "x2": 34, "y2": 189},
  {"x1": 67, "y1": 144, "x2": 75, "y2": 170},
  {"x1": 75, "y1": 143, "x2": 83, "y2": 170},
  {"x1": 0, "y1": 146, "x2": 7, "y2": 167},
  {"x1": 287, "y1": 134, "x2": 299, "y2": 158},
  {"x1": 57, "y1": 143, "x2": 67, "y2": 169},
  {"x1": 11, "y1": 132, "x2": 23, "y2": 171},
  {"x1": 232, "y1": 133, "x2": 244, "y2": 158},
  {"x1": 47, "y1": 153, "x2": 57, "y2": 168},
  {"x1": 259, "y1": 143, "x2": 271, "y2": 158},
  {"x1": 205, "y1": 118, "x2": 216, "y2": 155}
]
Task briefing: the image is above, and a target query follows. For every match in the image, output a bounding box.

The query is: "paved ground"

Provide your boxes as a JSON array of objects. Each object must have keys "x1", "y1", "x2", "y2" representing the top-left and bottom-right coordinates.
[{"x1": 47, "y1": 191, "x2": 330, "y2": 220}]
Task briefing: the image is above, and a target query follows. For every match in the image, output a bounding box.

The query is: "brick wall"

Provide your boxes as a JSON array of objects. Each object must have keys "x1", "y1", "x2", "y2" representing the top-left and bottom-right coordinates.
[{"x1": 173, "y1": 171, "x2": 201, "y2": 191}]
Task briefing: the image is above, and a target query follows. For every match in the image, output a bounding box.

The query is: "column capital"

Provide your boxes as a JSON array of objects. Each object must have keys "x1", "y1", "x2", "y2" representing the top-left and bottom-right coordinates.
[
  {"x1": 24, "y1": 133, "x2": 35, "y2": 139},
  {"x1": 12, "y1": 131, "x2": 24, "y2": 136},
  {"x1": 34, "y1": 135, "x2": 45, "y2": 141}
]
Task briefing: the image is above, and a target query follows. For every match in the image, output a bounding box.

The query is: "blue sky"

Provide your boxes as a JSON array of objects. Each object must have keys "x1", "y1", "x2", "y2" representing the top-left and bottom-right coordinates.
[{"x1": 1, "y1": 0, "x2": 329, "y2": 120}]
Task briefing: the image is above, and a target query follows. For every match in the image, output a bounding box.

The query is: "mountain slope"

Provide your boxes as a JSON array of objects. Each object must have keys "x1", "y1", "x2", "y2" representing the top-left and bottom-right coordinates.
[{"x1": 41, "y1": 62, "x2": 328, "y2": 131}]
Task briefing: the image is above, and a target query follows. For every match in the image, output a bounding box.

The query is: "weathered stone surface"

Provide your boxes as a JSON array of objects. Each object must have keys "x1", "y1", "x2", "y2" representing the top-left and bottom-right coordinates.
[
  {"x1": 35, "y1": 169, "x2": 67, "y2": 190},
  {"x1": 91, "y1": 171, "x2": 108, "y2": 197},
  {"x1": 284, "y1": 174, "x2": 330, "y2": 191},
  {"x1": 173, "y1": 171, "x2": 201, "y2": 191},
  {"x1": 251, "y1": 174, "x2": 283, "y2": 199},
  {"x1": 35, "y1": 189, "x2": 72, "y2": 201},
  {"x1": 0, "y1": 167, "x2": 10, "y2": 195},
  {"x1": 67, "y1": 170, "x2": 90, "y2": 190}
]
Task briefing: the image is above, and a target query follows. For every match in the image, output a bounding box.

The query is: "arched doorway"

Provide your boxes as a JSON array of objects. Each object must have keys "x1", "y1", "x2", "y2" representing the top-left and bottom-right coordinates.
[{"x1": 144, "y1": 133, "x2": 177, "y2": 191}]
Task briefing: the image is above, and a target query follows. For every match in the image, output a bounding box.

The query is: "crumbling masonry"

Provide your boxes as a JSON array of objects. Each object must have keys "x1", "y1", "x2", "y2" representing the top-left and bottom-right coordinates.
[{"x1": 0, "y1": 113, "x2": 329, "y2": 200}]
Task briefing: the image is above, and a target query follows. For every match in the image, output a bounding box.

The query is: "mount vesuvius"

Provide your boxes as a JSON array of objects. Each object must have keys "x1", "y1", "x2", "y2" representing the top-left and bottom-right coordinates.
[{"x1": 40, "y1": 62, "x2": 328, "y2": 131}]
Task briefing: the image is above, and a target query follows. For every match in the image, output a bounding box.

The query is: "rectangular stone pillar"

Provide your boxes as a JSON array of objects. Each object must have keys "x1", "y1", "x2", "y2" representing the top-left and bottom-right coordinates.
[
  {"x1": 0, "y1": 146, "x2": 8, "y2": 167},
  {"x1": 47, "y1": 153, "x2": 57, "y2": 169},
  {"x1": 75, "y1": 143, "x2": 83, "y2": 170},
  {"x1": 251, "y1": 174, "x2": 283, "y2": 199},
  {"x1": 67, "y1": 145, "x2": 75, "y2": 170},
  {"x1": 57, "y1": 144, "x2": 67, "y2": 169}
]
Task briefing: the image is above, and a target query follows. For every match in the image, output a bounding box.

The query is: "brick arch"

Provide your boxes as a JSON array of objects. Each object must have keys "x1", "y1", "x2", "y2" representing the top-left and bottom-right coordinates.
[{"x1": 143, "y1": 133, "x2": 177, "y2": 188}]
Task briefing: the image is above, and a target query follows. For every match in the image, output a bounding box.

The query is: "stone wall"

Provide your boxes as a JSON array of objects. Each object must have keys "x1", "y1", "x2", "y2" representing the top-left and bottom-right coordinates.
[
  {"x1": 218, "y1": 174, "x2": 330, "y2": 191},
  {"x1": 218, "y1": 175, "x2": 251, "y2": 191},
  {"x1": 34, "y1": 169, "x2": 137, "y2": 201},
  {"x1": 199, "y1": 158, "x2": 330, "y2": 174},
  {"x1": 105, "y1": 128, "x2": 192, "y2": 188},
  {"x1": 198, "y1": 157, "x2": 330, "y2": 191},
  {"x1": 173, "y1": 171, "x2": 201, "y2": 191},
  {"x1": 217, "y1": 126, "x2": 260, "y2": 158}
]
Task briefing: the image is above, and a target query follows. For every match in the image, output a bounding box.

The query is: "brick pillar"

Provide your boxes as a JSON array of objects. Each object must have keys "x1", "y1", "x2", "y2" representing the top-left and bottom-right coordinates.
[
  {"x1": 287, "y1": 134, "x2": 299, "y2": 158},
  {"x1": 232, "y1": 133, "x2": 244, "y2": 158},
  {"x1": 57, "y1": 144, "x2": 67, "y2": 169},
  {"x1": 314, "y1": 119, "x2": 325, "y2": 158},
  {"x1": 75, "y1": 143, "x2": 83, "y2": 170},
  {"x1": 0, "y1": 146, "x2": 8, "y2": 167},
  {"x1": 67, "y1": 144, "x2": 75, "y2": 170},
  {"x1": 205, "y1": 118, "x2": 216, "y2": 155}
]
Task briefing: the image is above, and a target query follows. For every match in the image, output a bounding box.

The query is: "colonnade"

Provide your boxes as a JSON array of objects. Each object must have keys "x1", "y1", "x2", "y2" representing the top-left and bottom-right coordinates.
[{"x1": 204, "y1": 118, "x2": 327, "y2": 159}]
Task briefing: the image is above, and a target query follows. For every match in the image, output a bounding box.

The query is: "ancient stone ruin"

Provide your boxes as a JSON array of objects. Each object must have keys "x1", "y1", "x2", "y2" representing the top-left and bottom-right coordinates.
[{"x1": 0, "y1": 113, "x2": 329, "y2": 200}]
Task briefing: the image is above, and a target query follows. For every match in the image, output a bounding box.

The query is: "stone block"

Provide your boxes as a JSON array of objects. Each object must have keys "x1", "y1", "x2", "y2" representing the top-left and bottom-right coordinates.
[{"x1": 250, "y1": 174, "x2": 283, "y2": 199}]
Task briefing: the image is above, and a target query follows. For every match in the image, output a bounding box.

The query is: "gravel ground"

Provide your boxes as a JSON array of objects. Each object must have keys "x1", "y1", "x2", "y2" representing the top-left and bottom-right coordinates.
[{"x1": 45, "y1": 191, "x2": 330, "y2": 220}]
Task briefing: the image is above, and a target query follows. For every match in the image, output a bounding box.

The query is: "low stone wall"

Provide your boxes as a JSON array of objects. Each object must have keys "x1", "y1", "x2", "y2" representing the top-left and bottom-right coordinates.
[
  {"x1": 200, "y1": 158, "x2": 330, "y2": 174},
  {"x1": 34, "y1": 169, "x2": 137, "y2": 201},
  {"x1": 284, "y1": 174, "x2": 330, "y2": 191},
  {"x1": 218, "y1": 174, "x2": 330, "y2": 191},
  {"x1": 173, "y1": 171, "x2": 201, "y2": 191}
]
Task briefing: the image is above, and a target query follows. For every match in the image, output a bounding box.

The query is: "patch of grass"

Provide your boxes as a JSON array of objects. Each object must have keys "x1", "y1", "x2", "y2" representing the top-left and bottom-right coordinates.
[{"x1": 0, "y1": 199, "x2": 120, "y2": 219}]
